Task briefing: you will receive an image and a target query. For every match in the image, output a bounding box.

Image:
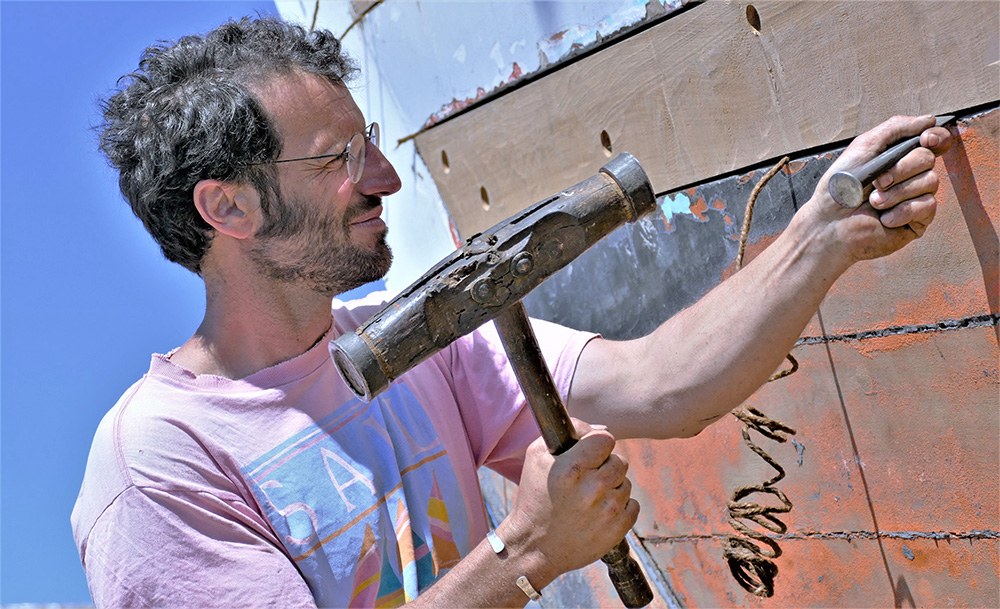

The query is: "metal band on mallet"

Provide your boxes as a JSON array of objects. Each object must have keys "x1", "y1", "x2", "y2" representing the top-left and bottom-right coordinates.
[{"x1": 828, "y1": 115, "x2": 953, "y2": 209}]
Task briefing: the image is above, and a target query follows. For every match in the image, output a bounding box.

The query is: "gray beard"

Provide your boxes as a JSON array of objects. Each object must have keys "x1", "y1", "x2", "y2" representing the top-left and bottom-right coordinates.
[{"x1": 248, "y1": 191, "x2": 392, "y2": 297}]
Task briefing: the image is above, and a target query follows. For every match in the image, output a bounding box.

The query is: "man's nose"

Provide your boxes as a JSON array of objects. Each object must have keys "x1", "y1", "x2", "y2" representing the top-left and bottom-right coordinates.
[{"x1": 358, "y1": 142, "x2": 402, "y2": 197}]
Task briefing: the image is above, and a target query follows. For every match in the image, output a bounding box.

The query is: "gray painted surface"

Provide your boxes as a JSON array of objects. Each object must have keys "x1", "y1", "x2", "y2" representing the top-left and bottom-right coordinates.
[{"x1": 525, "y1": 155, "x2": 834, "y2": 339}]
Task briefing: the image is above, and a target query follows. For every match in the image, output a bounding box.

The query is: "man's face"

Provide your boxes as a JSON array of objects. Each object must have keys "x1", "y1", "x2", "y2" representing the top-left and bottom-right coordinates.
[{"x1": 248, "y1": 72, "x2": 402, "y2": 296}]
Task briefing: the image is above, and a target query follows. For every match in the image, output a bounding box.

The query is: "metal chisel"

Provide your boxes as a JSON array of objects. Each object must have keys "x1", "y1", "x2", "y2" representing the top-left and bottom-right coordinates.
[{"x1": 829, "y1": 115, "x2": 954, "y2": 209}]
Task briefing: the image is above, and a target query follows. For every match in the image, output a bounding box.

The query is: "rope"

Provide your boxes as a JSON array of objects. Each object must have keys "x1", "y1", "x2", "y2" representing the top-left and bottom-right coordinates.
[
  {"x1": 736, "y1": 158, "x2": 788, "y2": 271},
  {"x1": 722, "y1": 157, "x2": 800, "y2": 598}
]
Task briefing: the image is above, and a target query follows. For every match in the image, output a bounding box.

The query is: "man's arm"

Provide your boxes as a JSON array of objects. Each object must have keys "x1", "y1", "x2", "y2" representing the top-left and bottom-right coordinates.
[{"x1": 568, "y1": 115, "x2": 953, "y2": 439}]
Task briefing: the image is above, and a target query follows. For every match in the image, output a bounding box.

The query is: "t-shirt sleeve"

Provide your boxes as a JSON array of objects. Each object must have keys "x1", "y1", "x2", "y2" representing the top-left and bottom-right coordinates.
[
  {"x1": 82, "y1": 485, "x2": 317, "y2": 608},
  {"x1": 445, "y1": 318, "x2": 597, "y2": 482}
]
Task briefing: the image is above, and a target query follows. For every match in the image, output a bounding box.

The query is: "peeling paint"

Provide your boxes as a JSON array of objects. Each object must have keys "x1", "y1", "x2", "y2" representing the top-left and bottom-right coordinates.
[
  {"x1": 446, "y1": 216, "x2": 463, "y2": 249},
  {"x1": 419, "y1": 0, "x2": 690, "y2": 129},
  {"x1": 689, "y1": 195, "x2": 709, "y2": 222},
  {"x1": 658, "y1": 190, "x2": 696, "y2": 223},
  {"x1": 643, "y1": 529, "x2": 1000, "y2": 544},
  {"x1": 507, "y1": 62, "x2": 522, "y2": 82},
  {"x1": 791, "y1": 439, "x2": 805, "y2": 466}
]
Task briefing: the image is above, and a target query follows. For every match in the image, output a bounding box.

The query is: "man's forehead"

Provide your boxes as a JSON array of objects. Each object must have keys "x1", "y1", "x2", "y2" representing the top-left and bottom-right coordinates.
[{"x1": 253, "y1": 71, "x2": 363, "y2": 151}]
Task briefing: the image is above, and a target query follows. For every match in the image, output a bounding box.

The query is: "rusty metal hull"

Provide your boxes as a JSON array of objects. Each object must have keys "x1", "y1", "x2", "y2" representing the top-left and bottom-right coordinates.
[{"x1": 480, "y1": 107, "x2": 999, "y2": 607}]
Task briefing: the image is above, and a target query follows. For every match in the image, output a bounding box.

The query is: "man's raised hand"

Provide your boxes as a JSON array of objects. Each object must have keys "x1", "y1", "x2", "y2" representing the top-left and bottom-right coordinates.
[{"x1": 807, "y1": 115, "x2": 953, "y2": 267}]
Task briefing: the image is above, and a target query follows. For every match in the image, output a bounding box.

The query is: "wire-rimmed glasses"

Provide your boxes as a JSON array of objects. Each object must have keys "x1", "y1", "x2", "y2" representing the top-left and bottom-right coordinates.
[{"x1": 259, "y1": 122, "x2": 379, "y2": 184}]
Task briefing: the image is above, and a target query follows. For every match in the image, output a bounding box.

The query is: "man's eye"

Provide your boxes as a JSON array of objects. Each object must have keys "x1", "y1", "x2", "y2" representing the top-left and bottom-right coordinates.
[{"x1": 321, "y1": 154, "x2": 346, "y2": 169}]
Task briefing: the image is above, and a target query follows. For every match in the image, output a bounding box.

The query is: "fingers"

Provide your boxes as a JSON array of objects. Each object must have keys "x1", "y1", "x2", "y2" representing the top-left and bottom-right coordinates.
[
  {"x1": 869, "y1": 147, "x2": 937, "y2": 206},
  {"x1": 565, "y1": 418, "x2": 616, "y2": 469},
  {"x1": 876, "y1": 193, "x2": 937, "y2": 230},
  {"x1": 865, "y1": 122, "x2": 948, "y2": 195},
  {"x1": 556, "y1": 420, "x2": 632, "y2": 502},
  {"x1": 862, "y1": 116, "x2": 949, "y2": 237},
  {"x1": 921, "y1": 126, "x2": 953, "y2": 156},
  {"x1": 513, "y1": 420, "x2": 638, "y2": 574},
  {"x1": 567, "y1": 431, "x2": 632, "y2": 513}
]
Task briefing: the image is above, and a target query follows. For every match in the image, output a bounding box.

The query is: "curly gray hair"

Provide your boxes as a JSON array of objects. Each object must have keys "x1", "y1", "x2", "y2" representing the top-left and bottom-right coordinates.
[{"x1": 99, "y1": 16, "x2": 357, "y2": 273}]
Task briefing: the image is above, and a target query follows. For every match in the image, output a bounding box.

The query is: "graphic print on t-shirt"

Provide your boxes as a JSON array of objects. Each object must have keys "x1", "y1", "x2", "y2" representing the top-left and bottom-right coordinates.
[{"x1": 241, "y1": 383, "x2": 469, "y2": 607}]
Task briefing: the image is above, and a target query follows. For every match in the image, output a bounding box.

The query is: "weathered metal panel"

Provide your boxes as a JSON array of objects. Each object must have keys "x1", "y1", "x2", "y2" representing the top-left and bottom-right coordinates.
[
  {"x1": 514, "y1": 107, "x2": 1000, "y2": 606},
  {"x1": 818, "y1": 113, "x2": 1000, "y2": 336},
  {"x1": 632, "y1": 325, "x2": 999, "y2": 606},
  {"x1": 645, "y1": 538, "x2": 894, "y2": 607},
  {"x1": 827, "y1": 327, "x2": 1000, "y2": 534},
  {"x1": 622, "y1": 341, "x2": 876, "y2": 541},
  {"x1": 522, "y1": 150, "x2": 833, "y2": 340}
]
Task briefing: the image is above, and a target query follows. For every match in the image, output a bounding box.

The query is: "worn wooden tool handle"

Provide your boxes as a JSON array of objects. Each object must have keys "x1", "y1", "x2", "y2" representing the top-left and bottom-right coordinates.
[{"x1": 494, "y1": 302, "x2": 654, "y2": 608}]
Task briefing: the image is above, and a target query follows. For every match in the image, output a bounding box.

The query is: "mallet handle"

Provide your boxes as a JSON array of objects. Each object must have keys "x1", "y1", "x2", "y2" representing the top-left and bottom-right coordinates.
[{"x1": 494, "y1": 302, "x2": 654, "y2": 608}]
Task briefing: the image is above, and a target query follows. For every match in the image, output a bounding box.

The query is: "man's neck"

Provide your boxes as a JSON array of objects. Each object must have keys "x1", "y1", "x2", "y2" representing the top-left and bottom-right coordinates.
[{"x1": 170, "y1": 274, "x2": 334, "y2": 380}]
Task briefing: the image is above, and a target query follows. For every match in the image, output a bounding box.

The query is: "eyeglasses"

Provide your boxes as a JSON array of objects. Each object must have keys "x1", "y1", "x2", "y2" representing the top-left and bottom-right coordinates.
[{"x1": 260, "y1": 122, "x2": 380, "y2": 184}]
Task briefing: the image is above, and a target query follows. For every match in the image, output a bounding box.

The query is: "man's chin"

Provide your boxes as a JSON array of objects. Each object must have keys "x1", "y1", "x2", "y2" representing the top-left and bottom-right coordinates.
[{"x1": 318, "y1": 244, "x2": 392, "y2": 297}]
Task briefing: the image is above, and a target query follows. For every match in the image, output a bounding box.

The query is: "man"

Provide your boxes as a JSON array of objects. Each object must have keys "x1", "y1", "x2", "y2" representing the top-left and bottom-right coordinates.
[{"x1": 72, "y1": 16, "x2": 951, "y2": 608}]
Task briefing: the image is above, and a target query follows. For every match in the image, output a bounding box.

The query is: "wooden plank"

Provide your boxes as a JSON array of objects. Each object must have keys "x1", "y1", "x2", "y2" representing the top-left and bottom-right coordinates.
[{"x1": 414, "y1": 1, "x2": 999, "y2": 237}]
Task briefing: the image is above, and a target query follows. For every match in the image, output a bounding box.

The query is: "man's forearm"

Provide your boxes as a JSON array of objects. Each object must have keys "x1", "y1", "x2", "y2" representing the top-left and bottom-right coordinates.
[
  {"x1": 571, "y1": 207, "x2": 848, "y2": 439},
  {"x1": 569, "y1": 115, "x2": 950, "y2": 440}
]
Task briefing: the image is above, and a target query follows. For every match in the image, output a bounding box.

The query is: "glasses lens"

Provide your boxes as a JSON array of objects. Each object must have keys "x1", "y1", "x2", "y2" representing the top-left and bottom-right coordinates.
[{"x1": 347, "y1": 131, "x2": 366, "y2": 184}]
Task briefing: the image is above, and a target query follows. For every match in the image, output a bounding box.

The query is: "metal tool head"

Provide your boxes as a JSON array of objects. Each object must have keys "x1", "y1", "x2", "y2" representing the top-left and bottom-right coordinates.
[
  {"x1": 329, "y1": 331, "x2": 386, "y2": 402},
  {"x1": 828, "y1": 114, "x2": 954, "y2": 209},
  {"x1": 828, "y1": 171, "x2": 865, "y2": 209}
]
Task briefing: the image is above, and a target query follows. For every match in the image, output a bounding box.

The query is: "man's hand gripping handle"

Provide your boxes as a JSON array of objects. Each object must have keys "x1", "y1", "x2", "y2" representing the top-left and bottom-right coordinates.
[{"x1": 494, "y1": 303, "x2": 654, "y2": 608}]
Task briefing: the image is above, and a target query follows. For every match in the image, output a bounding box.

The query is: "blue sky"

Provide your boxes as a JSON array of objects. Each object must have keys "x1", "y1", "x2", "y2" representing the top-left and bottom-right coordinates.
[{"x1": 0, "y1": 1, "x2": 381, "y2": 603}]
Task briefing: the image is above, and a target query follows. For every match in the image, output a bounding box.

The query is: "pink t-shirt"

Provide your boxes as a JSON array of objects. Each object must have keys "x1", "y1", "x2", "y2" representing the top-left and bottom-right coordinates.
[{"x1": 71, "y1": 295, "x2": 594, "y2": 608}]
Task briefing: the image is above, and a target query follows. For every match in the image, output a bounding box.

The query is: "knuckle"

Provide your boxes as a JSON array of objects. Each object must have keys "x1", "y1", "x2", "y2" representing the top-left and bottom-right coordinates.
[
  {"x1": 627, "y1": 499, "x2": 641, "y2": 523},
  {"x1": 919, "y1": 197, "x2": 938, "y2": 222},
  {"x1": 916, "y1": 147, "x2": 936, "y2": 167},
  {"x1": 926, "y1": 170, "x2": 940, "y2": 193},
  {"x1": 566, "y1": 459, "x2": 585, "y2": 480},
  {"x1": 594, "y1": 432, "x2": 616, "y2": 455},
  {"x1": 601, "y1": 497, "x2": 623, "y2": 520}
]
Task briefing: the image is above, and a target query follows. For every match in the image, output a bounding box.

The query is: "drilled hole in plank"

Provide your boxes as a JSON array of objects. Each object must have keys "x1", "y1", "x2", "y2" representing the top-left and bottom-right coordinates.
[
  {"x1": 600, "y1": 130, "x2": 613, "y2": 157},
  {"x1": 746, "y1": 5, "x2": 761, "y2": 33},
  {"x1": 480, "y1": 186, "x2": 490, "y2": 210},
  {"x1": 441, "y1": 149, "x2": 450, "y2": 174}
]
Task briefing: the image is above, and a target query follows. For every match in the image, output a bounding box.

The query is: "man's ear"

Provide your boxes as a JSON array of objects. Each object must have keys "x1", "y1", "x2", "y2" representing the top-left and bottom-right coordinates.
[{"x1": 193, "y1": 180, "x2": 261, "y2": 239}]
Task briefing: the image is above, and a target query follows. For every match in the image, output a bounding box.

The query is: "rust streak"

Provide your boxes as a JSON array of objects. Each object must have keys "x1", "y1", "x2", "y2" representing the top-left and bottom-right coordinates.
[{"x1": 644, "y1": 529, "x2": 1000, "y2": 544}]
